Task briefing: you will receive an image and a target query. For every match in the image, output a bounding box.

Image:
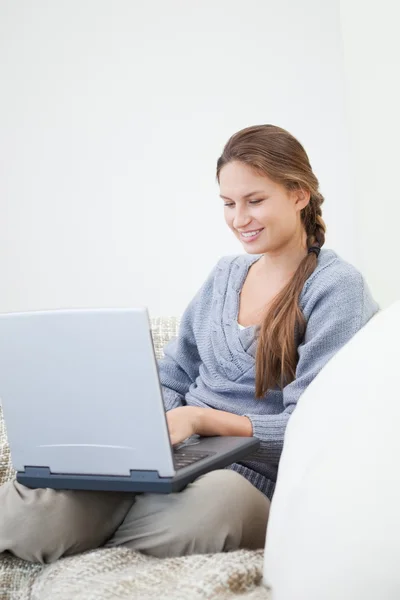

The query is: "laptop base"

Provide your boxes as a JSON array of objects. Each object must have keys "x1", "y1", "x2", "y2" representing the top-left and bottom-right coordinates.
[{"x1": 17, "y1": 466, "x2": 179, "y2": 494}]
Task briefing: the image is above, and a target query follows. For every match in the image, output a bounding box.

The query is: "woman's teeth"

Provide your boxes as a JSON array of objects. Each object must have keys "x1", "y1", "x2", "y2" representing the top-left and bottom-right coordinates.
[{"x1": 241, "y1": 229, "x2": 263, "y2": 238}]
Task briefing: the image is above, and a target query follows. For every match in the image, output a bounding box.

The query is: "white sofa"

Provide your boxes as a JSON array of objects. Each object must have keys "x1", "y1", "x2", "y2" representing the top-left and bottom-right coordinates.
[{"x1": 264, "y1": 301, "x2": 400, "y2": 600}]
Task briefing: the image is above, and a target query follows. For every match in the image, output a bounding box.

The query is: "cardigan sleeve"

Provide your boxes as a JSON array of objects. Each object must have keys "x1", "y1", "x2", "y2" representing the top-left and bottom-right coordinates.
[
  {"x1": 158, "y1": 263, "x2": 218, "y2": 411},
  {"x1": 244, "y1": 267, "x2": 379, "y2": 464}
]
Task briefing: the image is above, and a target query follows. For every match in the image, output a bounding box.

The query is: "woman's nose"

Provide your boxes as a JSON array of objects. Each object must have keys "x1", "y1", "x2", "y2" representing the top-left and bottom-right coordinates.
[{"x1": 233, "y1": 206, "x2": 251, "y2": 229}]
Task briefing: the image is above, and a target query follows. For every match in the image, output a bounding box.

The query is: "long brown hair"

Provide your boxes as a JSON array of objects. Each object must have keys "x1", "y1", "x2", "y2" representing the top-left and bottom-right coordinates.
[{"x1": 216, "y1": 125, "x2": 326, "y2": 398}]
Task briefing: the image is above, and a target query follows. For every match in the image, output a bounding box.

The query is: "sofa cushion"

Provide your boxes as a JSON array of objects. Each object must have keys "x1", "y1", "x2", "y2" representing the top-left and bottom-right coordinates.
[{"x1": 264, "y1": 301, "x2": 400, "y2": 600}]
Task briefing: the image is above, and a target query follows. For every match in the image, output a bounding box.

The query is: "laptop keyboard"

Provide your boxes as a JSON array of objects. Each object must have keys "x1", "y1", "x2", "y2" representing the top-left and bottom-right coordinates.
[{"x1": 173, "y1": 448, "x2": 212, "y2": 470}]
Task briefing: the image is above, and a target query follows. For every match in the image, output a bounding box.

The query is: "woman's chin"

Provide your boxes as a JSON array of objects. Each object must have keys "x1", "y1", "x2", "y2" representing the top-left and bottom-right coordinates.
[{"x1": 240, "y1": 238, "x2": 269, "y2": 254}]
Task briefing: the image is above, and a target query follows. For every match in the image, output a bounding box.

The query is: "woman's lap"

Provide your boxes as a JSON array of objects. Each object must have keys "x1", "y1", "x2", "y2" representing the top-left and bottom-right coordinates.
[{"x1": 0, "y1": 470, "x2": 269, "y2": 563}]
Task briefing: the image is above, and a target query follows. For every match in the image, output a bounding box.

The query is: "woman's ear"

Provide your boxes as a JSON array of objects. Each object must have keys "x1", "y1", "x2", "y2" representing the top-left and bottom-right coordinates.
[{"x1": 295, "y1": 188, "x2": 311, "y2": 211}]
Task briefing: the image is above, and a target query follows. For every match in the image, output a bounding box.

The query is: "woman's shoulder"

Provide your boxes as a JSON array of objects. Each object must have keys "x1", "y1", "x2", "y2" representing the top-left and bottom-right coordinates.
[
  {"x1": 302, "y1": 248, "x2": 379, "y2": 315},
  {"x1": 304, "y1": 248, "x2": 366, "y2": 292}
]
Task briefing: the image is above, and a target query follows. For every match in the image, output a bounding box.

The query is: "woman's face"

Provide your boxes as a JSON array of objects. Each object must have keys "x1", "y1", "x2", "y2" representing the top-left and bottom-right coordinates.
[{"x1": 219, "y1": 161, "x2": 308, "y2": 255}]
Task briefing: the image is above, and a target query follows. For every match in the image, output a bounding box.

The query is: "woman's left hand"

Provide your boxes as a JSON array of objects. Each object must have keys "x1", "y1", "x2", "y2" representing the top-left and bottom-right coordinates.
[{"x1": 166, "y1": 406, "x2": 201, "y2": 446}]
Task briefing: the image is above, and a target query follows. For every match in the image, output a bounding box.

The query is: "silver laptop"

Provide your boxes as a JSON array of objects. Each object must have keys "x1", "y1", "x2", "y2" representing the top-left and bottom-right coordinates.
[{"x1": 0, "y1": 308, "x2": 259, "y2": 493}]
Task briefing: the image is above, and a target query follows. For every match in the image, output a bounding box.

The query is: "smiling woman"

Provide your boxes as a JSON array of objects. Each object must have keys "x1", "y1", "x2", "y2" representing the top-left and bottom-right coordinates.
[{"x1": 0, "y1": 124, "x2": 379, "y2": 565}]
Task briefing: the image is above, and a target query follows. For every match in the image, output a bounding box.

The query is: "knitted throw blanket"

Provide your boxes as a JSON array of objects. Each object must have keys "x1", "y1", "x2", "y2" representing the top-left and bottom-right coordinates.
[{"x1": 1, "y1": 548, "x2": 271, "y2": 600}]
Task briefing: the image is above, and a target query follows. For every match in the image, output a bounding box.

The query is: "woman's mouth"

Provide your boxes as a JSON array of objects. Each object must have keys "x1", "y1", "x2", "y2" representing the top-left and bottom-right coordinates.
[{"x1": 239, "y1": 228, "x2": 264, "y2": 243}]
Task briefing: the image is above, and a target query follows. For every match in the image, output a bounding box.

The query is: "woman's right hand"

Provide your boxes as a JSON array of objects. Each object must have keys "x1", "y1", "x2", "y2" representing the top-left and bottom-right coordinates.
[{"x1": 166, "y1": 406, "x2": 200, "y2": 446}]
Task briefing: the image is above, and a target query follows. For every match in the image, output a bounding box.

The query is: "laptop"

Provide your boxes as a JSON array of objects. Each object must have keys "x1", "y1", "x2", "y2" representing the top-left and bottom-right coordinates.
[{"x1": 0, "y1": 308, "x2": 259, "y2": 493}]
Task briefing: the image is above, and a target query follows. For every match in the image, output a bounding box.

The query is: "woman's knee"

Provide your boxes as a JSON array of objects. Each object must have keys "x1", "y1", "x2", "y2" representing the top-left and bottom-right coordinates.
[
  {"x1": 0, "y1": 479, "x2": 134, "y2": 563},
  {"x1": 126, "y1": 469, "x2": 270, "y2": 558},
  {"x1": 168, "y1": 470, "x2": 269, "y2": 553},
  {"x1": 192, "y1": 469, "x2": 270, "y2": 547}
]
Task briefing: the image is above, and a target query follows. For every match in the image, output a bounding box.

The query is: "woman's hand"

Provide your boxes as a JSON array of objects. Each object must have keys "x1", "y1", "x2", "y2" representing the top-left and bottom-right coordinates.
[
  {"x1": 166, "y1": 406, "x2": 202, "y2": 446},
  {"x1": 166, "y1": 405, "x2": 253, "y2": 446}
]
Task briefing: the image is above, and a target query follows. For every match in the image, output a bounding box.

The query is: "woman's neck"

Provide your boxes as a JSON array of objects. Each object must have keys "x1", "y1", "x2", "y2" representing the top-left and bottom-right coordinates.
[{"x1": 258, "y1": 235, "x2": 308, "y2": 281}]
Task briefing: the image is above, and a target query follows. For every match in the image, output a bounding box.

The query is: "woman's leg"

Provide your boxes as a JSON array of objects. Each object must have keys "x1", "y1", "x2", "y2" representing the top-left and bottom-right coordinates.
[
  {"x1": 0, "y1": 470, "x2": 269, "y2": 563},
  {"x1": 0, "y1": 478, "x2": 135, "y2": 563},
  {"x1": 105, "y1": 470, "x2": 270, "y2": 557}
]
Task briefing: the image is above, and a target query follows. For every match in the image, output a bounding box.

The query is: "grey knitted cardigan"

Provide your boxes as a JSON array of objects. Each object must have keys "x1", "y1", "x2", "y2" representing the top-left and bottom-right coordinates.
[{"x1": 159, "y1": 250, "x2": 379, "y2": 499}]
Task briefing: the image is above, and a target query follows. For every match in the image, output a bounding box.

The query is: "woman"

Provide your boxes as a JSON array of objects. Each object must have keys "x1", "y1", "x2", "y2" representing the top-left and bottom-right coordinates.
[{"x1": 0, "y1": 125, "x2": 378, "y2": 563}]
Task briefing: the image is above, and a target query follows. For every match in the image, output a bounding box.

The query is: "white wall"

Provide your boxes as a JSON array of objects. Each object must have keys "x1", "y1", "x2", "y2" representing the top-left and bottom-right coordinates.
[
  {"x1": 0, "y1": 0, "x2": 351, "y2": 316},
  {"x1": 340, "y1": 0, "x2": 400, "y2": 308}
]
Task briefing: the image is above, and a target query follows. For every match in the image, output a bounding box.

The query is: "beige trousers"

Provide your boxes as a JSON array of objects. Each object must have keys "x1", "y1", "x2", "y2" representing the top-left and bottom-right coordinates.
[{"x1": 0, "y1": 470, "x2": 270, "y2": 564}]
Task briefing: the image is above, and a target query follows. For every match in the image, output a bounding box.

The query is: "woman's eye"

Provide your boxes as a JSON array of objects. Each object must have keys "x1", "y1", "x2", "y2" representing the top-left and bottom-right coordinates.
[{"x1": 223, "y1": 199, "x2": 264, "y2": 207}]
